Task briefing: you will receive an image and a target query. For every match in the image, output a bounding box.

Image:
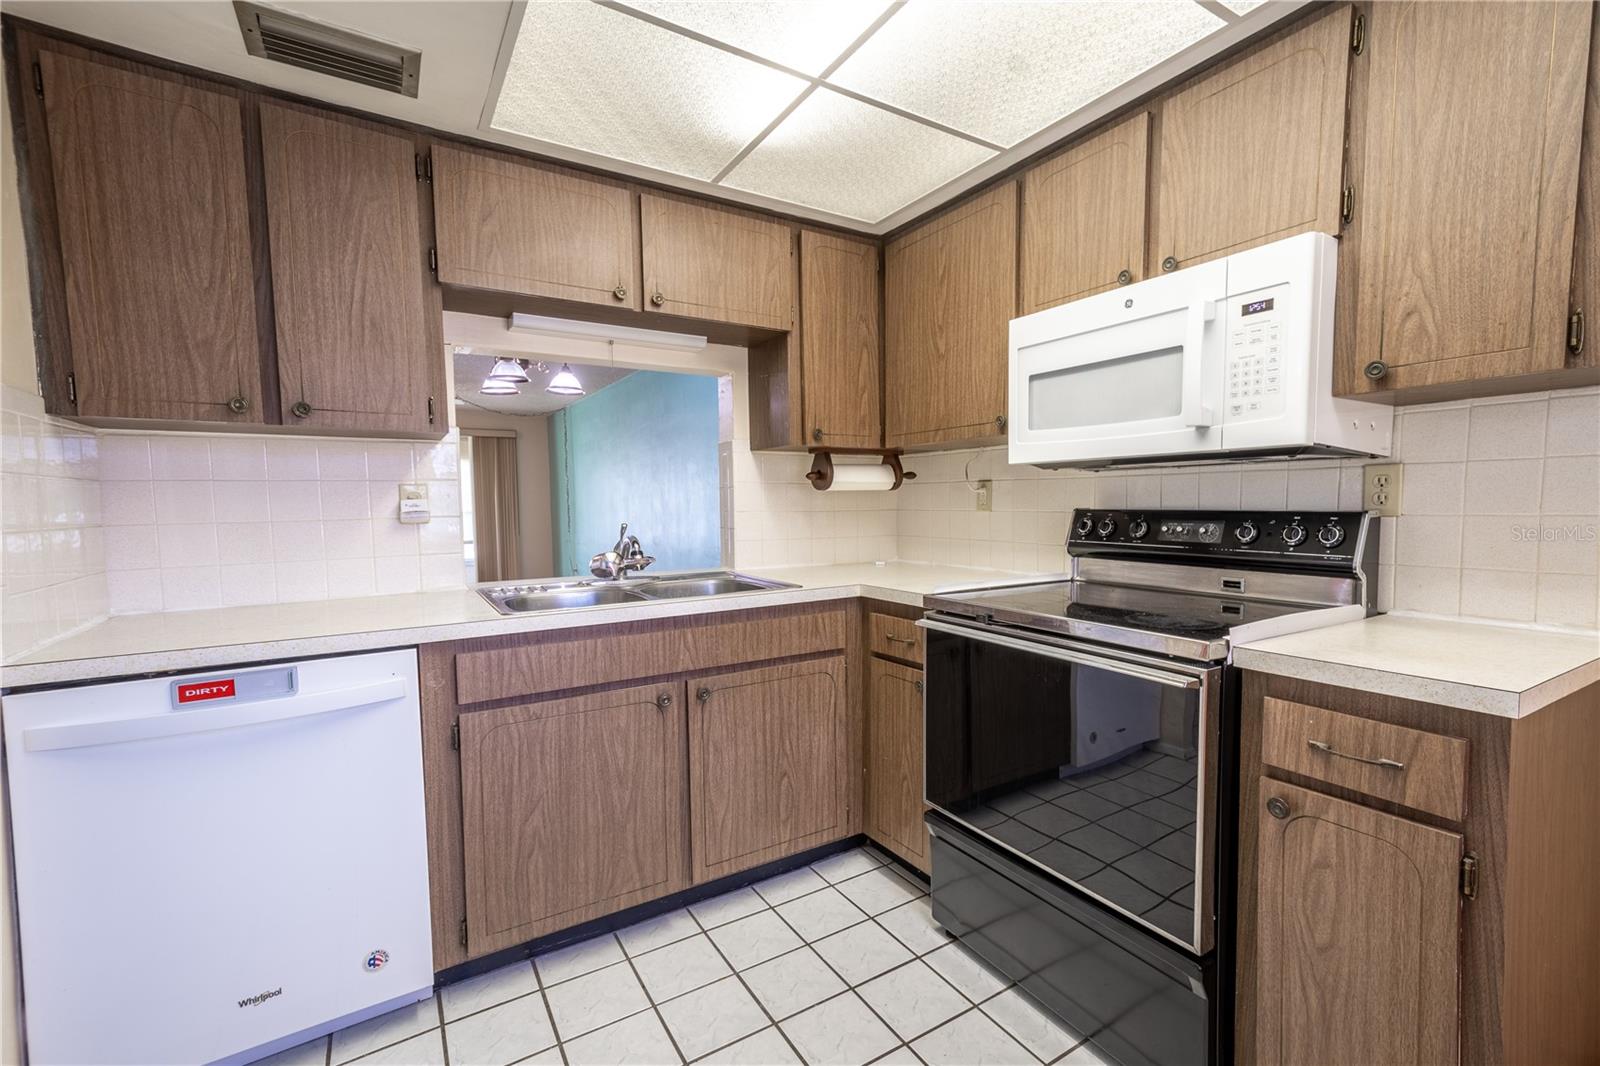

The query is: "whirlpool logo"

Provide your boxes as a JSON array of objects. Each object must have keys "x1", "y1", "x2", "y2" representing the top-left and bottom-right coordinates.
[{"x1": 238, "y1": 987, "x2": 282, "y2": 1009}]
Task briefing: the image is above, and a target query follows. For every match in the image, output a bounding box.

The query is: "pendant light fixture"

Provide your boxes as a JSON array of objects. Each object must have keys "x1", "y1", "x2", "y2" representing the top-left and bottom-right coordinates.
[
  {"x1": 479, "y1": 377, "x2": 519, "y2": 396},
  {"x1": 545, "y1": 363, "x2": 585, "y2": 396},
  {"x1": 486, "y1": 357, "x2": 532, "y2": 383}
]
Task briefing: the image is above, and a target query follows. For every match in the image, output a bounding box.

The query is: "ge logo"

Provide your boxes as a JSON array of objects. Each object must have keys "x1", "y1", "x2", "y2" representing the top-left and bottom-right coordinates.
[{"x1": 1124, "y1": 299, "x2": 1133, "y2": 308}]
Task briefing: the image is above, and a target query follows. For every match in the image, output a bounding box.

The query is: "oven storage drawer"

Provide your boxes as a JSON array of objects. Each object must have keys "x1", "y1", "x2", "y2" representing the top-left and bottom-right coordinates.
[{"x1": 930, "y1": 814, "x2": 1211, "y2": 1066}]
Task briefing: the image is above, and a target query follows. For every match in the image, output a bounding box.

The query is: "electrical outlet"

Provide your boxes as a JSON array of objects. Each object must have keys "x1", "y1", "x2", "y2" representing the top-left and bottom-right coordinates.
[
  {"x1": 1362, "y1": 463, "x2": 1402, "y2": 516},
  {"x1": 975, "y1": 479, "x2": 993, "y2": 512}
]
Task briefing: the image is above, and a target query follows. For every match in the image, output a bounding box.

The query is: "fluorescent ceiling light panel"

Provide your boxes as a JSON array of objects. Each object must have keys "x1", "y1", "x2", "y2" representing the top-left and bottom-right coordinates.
[
  {"x1": 724, "y1": 87, "x2": 995, "y2": 222},
  {"x1": 828, "y1": 1, "x2": 1225, "y2": 147},
  {"x1": 618, "y1": 0, "x2": 892, "y2": 75},
  {"x1": 491, "y1": 1, "x2": 808, "y2": 179}
]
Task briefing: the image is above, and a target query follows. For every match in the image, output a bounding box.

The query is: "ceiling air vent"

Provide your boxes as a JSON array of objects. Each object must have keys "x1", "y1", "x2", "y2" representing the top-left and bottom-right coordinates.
[{"x1": 234, "y1": 2, "x2": 420, "y2": 97}]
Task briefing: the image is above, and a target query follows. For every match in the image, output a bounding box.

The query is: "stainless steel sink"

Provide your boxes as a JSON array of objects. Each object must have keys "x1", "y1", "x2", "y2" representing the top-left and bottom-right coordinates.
[{"x1": 478, "y1": 571, "x2": 795, "y2": 615}]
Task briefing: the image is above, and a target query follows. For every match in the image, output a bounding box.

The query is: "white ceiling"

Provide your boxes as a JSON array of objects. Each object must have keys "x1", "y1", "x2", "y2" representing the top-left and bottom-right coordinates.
[
  {"x1": 452, "y1": 352, "x2": 633, "y2": 417},
  {"x1": 4, "y1": 0, "x2": 1306, "y2": 232}
]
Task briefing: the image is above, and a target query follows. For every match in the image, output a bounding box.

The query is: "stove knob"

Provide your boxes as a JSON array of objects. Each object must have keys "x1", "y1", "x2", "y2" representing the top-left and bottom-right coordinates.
[
  {"x1": 1235, "y1": 521, "x2": 1259, "y2": 545},
  {"x1": 1281, "y1": 523, "x2": 1307, "y2": 547},
  {"x1": 1317, "y1": 523, "x2": 1346, "y2": 548},
  {"x1": 1096, "y1": 517, "x2": 1118, "y2": 537},
  {"x1": 1128, "y1": 518, "x2": 1149, "y2": 540},
  {"x1": 1074, "y1": 515, "x2": 1095, "y2": 536}
]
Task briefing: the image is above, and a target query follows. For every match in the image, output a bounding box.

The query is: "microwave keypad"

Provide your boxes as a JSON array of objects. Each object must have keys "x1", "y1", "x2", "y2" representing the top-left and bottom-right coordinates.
[{"x1": 1227, "y1": 319, "x2": 1282, "y2": 417}]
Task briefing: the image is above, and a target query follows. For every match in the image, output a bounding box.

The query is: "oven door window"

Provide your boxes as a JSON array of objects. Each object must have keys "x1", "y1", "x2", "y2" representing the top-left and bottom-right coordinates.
[{"x1": 924, "y1": 624, "x2": 1215, "y2": 954}]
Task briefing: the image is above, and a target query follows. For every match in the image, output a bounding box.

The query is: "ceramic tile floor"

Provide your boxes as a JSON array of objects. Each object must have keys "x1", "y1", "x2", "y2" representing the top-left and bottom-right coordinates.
[{"x1": 251, "y1": 846, "x2": 1111, "y2": 1066}]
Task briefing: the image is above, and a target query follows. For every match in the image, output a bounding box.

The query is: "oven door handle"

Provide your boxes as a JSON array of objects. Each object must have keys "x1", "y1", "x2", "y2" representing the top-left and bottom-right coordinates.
[{"x1": 916, "y1": 618, "x2": 1202, "y2": 689}]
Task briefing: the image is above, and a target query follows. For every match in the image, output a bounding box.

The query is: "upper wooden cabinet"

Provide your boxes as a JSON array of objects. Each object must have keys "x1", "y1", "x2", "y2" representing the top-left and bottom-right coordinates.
[
  {"x1": 35, "y1": 50, "x2": 261, "y2": 423},
  {"x1": 1020, "y1": 111, "x2": 1151, "y2": 314},
  {"x1": 866, "y1": 656, "x2": 927, "y2": 873},
  {"x1": 1570, "y1": 7, "x2": 1600, "y2": 375},
  {"x1": 800, "y1": 231, "x2": 882, "y2": 447},
  {"x1": 1341, "y1": 2, "x2": 1592, "y2": 397},
  {"x1": 259, "y1": 103, "x2": 443, "y2": 434},
  {"x1": 432, "y1": 145, "x2": 640, "y2": 310},
  {"x1": 687, "y1": 657, "x2": 847, "y2": 883},
  {"x1": 1155, "y1": 6, "x2": 1352, "y2": 272},
  {"x1": 641, "y1": 194, "x2": 793, "y2": 331},
  {"x1": 885, "y1": 182, "x2": 1017, "y2": 448},
  {"x1": 456, "y1": 682, "x2": 689, "y2": 957}
]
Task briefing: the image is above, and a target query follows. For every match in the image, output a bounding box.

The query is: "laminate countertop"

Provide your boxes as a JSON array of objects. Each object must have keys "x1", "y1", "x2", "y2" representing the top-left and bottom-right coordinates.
[
  {"x1": 1234, "y1": 614, "x2": 1600, "y2": 718},
  {"x1": 0, "y1": 562, "x2": 1034, "y2": 689}
]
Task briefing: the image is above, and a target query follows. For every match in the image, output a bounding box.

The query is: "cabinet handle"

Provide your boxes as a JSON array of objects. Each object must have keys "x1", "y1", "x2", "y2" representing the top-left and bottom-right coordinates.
[
  {"x1": 914, "y1": 679, "x2": 924, "y2": 695},
  {"x1": 613, "y1": 285, "x2": 628, "y2": 301},
  {"x1": 655, "y1": 693, "x2": 673, "y2": 711},
  {"x1": 1362, "y1": 360, "x2": 1389, "y2": 381},
  {"x1": 812, "y1": 427, "x2": 824, "y2": 442},
  {"x1": 884, "y1": 634, "x2": 916, "y2": 645},
  {"x1": 1266, "y1": 796, "x2": 1290, "y2": 820},
  {"x1": 1161, "y1": 256, "x2": 1178, "y2": 273},
  {"x1": 1307, "y1": 738, "x2": 1405, "y2": 771},
  {"x1": 650, "y1": 291, "x2": 665, "y2": 307},
  {"x1": 696, "y1": 686, "x2": 711, "y2": 702},
  {"x1": 227, "y1": 395, "x2": 249, "y2": 415},
  {"x1": 1117, "y1": 269, "x2": 1132, "y2": 285},
  {"x1": 290, "y1": 401, "x2": 313, "y2": 419},
  {"x1": 995, "y1": 414, "x2": 1007, "y2": 432}
]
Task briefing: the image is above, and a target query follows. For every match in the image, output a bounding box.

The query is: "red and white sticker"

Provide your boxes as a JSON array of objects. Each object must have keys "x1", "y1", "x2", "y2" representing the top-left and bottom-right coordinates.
[{"x1": 176, "y1": 679, "x2": 236, "y2": 704}]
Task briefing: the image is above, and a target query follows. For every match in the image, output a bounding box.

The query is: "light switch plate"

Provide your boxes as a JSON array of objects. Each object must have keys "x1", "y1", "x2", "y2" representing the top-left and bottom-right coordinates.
[
  {"x1": 1362, "y1": 464, "x2": 1402, "y2": 516},
  {"x1": 398, "y1": 483, "x2": 431, "y2": 524}
]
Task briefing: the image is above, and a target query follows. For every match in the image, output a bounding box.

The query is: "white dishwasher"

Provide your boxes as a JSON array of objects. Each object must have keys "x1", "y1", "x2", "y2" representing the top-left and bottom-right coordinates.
[{"x1": 3, "y1": 648, "x2": 434, "y2": 1066}]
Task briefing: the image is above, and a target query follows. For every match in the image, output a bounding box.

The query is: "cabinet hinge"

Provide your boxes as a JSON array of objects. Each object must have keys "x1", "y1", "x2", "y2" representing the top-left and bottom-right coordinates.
[
  {"x1": 427, "y1": 396, "x2": 436, "y2": 425},
  {"x1": 65, "y1": 372, "x2": 77, "y2": 408},
  {"x1": 416, "y1": 152, "x2": 432, "y2": 183},
  {"x1": 1568, "y1": 309, "x2": 1585, "y2": 357},
  {"x1": 450, "y1": 719, "x2": 460, "y2": 751},
  {"x1": 1340, "y1": 185, "x2": 1356, "y2": 226},
  {"x1": 459, "y1": 917, "x2": 468, "y2": 948},
  {"x1": 1460, "y1": 853, "x2": 1479, "y2": 899},
  {"x1": 1350, "y1": 11, "x2": 1365, "y2": 55},
  {"x1": 428, "y1": 246, "x2": 438, "y2": 275},
  {"x1": 415, "y1": 153, "x2": 423, "y2": 181},
  {"x1": 32, "y1": 62, "x2": 44, "y2": 98}
]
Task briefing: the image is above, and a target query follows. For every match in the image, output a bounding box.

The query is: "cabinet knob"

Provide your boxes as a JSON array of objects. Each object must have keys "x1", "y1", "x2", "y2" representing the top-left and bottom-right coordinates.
[
  {"x1": 1266, "y1": 796, "x2": 1290, "y2": 820},
  {"x1": 995, "y1": 414, "x2": 1007, "y2": 432},
  {"x1": 1117, "y1": 269, "x2": 1132, "y2": 285},
  {"x1": 696, "y1": 686, "x2": 711, "y2": 702},
  {"x1": 812, "y1": 427, "x2": 824, "y2": 442},
  {"x1": 1363, "y1": 360, "x2": 1389, "y2": 381},
  {"x1": 655, "y1": 693, "x2": 673, "y2": 710},
  {"x1": 227, "y1": 395, "x2": 249, "y2": 415},
  {"x1": 612, "y1": 285, "x2": 628, "y2": 301},
  {"x1": 914, "y1": 680, "x2": 924, "y2": 695},
  {"x1": 1161, "y1": 256, "x2": 1178, "y2": 273},
  {"x1": 650, "y1": 291, "x2": 665, "y2": 307},
  {"x1": 290, "y1": 401, "x2": 313, "y2": 419}
]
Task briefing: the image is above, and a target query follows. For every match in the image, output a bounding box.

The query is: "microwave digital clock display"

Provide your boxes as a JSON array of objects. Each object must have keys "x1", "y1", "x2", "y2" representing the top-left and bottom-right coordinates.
[{"x1": 1241, "y1": 298, "x2": 1275, "y2": 316}]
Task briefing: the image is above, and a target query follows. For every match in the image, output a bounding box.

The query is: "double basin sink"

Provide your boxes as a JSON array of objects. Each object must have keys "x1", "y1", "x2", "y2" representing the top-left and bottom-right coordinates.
[{"x1": 478, "y1": 571, "x2": 797, "y2": 615}]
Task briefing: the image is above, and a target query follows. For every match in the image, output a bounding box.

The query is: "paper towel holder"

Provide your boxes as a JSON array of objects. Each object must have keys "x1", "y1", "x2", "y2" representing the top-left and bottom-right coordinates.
[{"x1": 806, "y1": 447, "x2": 916, "y2": 491}]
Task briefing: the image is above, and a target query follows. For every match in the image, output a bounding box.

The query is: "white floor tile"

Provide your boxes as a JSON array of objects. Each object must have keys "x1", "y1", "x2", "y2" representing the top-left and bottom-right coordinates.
[
  {"x1": 780, "y1": 992, "x2": 899, "y2": 1066},
  {"x1": 741, "y1": 946, "x2": 848, "y2": 1020},
  {"x1": 536, "y1": 934, "x2": 626, "y2": 986},
  {"x1": 440, "y1": 961, "x2": 539, "y2": 1022},
  {"x1": 562, "y1": 1009, "x2": 683, "y2": 1066},
  {"x1": 835, "y1": 867, "x2": 924, "y2": 916},
  {"x1": 911, "y1": 1010, "x2": 1034, "y2": 1066},
  {"x1": 249, "y1": 1036, "x2": 327, "y2": 1066},
  {"x1": 689, "y1": 886, "x2": 768, "y2": 929},
  {"x1": 544, "y1": 961, "x2": 651, "y2": 1040},
  {"x1": 875, "y1": 898, "x2": 950, "y2": 956},
  {"x1": 1056, "y1": 1039, "x2": 1113, "y2": 1064},
  {"x1": 776, "y1": 885, "x2": 870, "y2": 941},
  {"x1": 658, "y1": 976, "x2": 769, "y2": 1060},
  {"x1": 618, "y1": 908, "x2": 701, "y2": 956},
  {"x1": 813, "y1": 921, "x2": 914, "y2": 985},
  {"x1": 331, "y1": 996, "x2": 438, "y2": 1064},
  {"x1": 347, "y1": 1028, "x2": 446, "y2": 1066},
  {"x1": 633, "y1": 934, "x2": 733, "y2": 1002},
  {"x1": 856, "y1": 961, "x2": 969, "y2": 1041},
  {"x1": 980, "y1": 988, "x2": 1081, "y2": 1062},
  {"x1": 694, "y1": 1026, "x2": 802, "y2": 1065},
  {"x1": 923, "y1": 943, "x2": 1009, "y2": 1004},
  {"x1": 754, "y1": 866, "x2": 830, "y2": 906},
  {"x1": 444, "y1": 993, "x2": 558, "y2": 1066},
  {"x1": 708, "y1": 910, "x2": 805, "y2": 970},
  {"x1": 811, "y1": 848, "x2": 885, "y2": 884}
]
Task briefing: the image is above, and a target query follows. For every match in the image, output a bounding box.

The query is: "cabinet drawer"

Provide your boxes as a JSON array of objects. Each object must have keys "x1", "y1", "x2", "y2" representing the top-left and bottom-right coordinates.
[
  {"x1": 1261, "y1": 698, "x2": 1469, "y2": 821},
  {"x1": 869, "y1": 613, "x2": 923, "y2": 665}
]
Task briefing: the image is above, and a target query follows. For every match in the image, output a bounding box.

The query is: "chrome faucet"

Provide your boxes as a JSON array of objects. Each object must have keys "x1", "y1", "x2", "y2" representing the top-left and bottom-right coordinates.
[{"x1": 589, "y1": 522, "x2": 655, "y2": 580}]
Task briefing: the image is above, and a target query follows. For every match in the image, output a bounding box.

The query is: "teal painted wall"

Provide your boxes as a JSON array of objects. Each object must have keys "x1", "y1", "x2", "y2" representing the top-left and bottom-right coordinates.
[{"x1": 549, "y1": 371, "x2": 721, "y2": 576}]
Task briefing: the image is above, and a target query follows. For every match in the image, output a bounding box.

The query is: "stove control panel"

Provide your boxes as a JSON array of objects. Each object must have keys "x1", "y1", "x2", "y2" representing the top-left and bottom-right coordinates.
[{"x1": 1068, "y1": 508, "x2": 1374, "y2": 567}]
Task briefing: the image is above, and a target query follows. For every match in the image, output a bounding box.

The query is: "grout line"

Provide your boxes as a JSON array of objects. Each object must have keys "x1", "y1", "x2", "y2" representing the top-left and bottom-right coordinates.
[
  {"x1": 683, "y1": 888, "x2": 809, "y2": 1065},
  {"x1": 618, "y1": 948, "x2": 691, "y2": 1064},
  {"x1": 437, "y1": 995, "x2": 450, "y2": 1066}
]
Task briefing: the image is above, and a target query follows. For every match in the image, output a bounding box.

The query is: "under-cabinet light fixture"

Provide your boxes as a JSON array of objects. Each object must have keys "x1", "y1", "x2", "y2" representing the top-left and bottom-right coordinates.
[{"x1": 507, "y1": 313, "x2": 708, "y2": 351}]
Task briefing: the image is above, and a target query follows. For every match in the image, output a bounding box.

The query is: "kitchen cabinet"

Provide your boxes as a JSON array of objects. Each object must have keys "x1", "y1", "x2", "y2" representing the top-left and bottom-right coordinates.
[
  {"x1": 456, "y1": 682, "x2": 689, "y2": 957},
  {"x1": 641, "y1": 193, "x2": 794, "y2": 331},
  {"x1": 687, "y1": 657, "x2": 848, "y2": 882},
  {"x1": 798, "y1": 230, "x2": 882, "y2": 447},
  {"x1": 1339, "y1": 1, "x2": 1593, "y2": 399},
  {"x1": 1253, "y1": 778, "x2": 1461, "y2": 1065},
  {"x1": 885, "y1": 182, "x2": 1017, "y2": 448},
  {"x1": 259, "y1": 102, "x2": 443, "y2": 435},
  {"x1": 1567, "y1": 3, "x2": 1600, "y2": 374},
  {"x1": 432, "y1": 145, "x2": 640, "y2": 310},
  {"x1": 32, "y1": 49, "x2": 262, "y2": 423},
  {"x1": 865, "y1": 656, "x2": 928, "y2": 873},
  {"x1": 1020, "y1": 111, "x2": 1151, "y2": 314},
  {"x1": 1154, "y1": 5, "x2": 1351, "y2": 273}
]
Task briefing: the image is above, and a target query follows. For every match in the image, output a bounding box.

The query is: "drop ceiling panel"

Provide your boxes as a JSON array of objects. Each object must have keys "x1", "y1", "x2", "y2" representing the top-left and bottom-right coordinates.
[
  {"x1": 616, "y1": 0, "x2": 892, "y2": 75},
  {"x1": 828, "y1": 1, "x2": 1225, "y2": 147},
  {"x1": 724, "y1": 88, "x2": 995, "y2": 222},
  {"x1": 490, "y1": 1, "x2": 809, "y2": 180}
]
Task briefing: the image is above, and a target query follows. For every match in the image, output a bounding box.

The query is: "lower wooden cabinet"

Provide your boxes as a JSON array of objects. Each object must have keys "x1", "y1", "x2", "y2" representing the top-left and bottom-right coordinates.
[
  {"x1": 1253, "y1": 779, "x2": 1461, "y2": 1066},
  {"x1": 865, "y1": 657, "x2": 928, "y2": 872},
  {"x1": 688, "y1": 658, "x2": 848, "y2": 883}
]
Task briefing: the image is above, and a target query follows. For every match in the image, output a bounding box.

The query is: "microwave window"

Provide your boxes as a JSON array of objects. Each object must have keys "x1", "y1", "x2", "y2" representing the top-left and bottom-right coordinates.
[{"x1": 1029, "y1": 348, "x2": 1183, "y2": 431}]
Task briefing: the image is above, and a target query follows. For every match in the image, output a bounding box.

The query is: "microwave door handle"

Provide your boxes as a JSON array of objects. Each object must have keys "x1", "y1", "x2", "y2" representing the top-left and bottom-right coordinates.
[{"x1": 1182, "y1": 298, "x2": 1216, "y2": 428}]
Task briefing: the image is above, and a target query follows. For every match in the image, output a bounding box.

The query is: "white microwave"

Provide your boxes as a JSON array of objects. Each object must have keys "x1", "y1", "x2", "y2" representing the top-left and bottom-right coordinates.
[{"x1": 1008, "y1": 232, "x2": 1392, "y2": 468}]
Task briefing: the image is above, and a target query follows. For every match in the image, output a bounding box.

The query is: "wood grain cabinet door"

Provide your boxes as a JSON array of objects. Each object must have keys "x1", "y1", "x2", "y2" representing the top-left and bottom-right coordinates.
[
  {"x1": 38, "y1": 51, "x2": 261, "y2": 422},
  {"x1": 885, "y1": 182, "x2": 1017, "y2": 448},
  {"x1": 1254, "y1": 779, "x2": 1462, "y2": 1066},
  {"x1": 457, "y1": 683, "x2": 689, "y2": 957},
  {"x1": 801, "y1": 230, "x2": 881, "y2": 446},
  {"x1": 432, "y1": 145, "x2": 639, "y2": 309},
  {"x1": 1344, "y1": 2, "x2": 1591, "y2": 395},
  {"x1": 259, "y1": 102, "x2": 442, "y2": 435},
  {"x1": 687, "y1": 657, "x2": 847, "y2": 882},
  {"x1": 866, "y1": 658, "x2": 927, "y2": 872},
  {"x1": 1155, "y1": 5, "x2": 1351, "y2": 272},
  {"x1": 1569, "y1": 5, "x2": 1600, "y2": 375},
  {"x1": 641, "y1": 194, "x2": 793, "y2": 330},
  {"x1": 1021, "y1": 112, "x2": 1150, "y2": 314}
]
